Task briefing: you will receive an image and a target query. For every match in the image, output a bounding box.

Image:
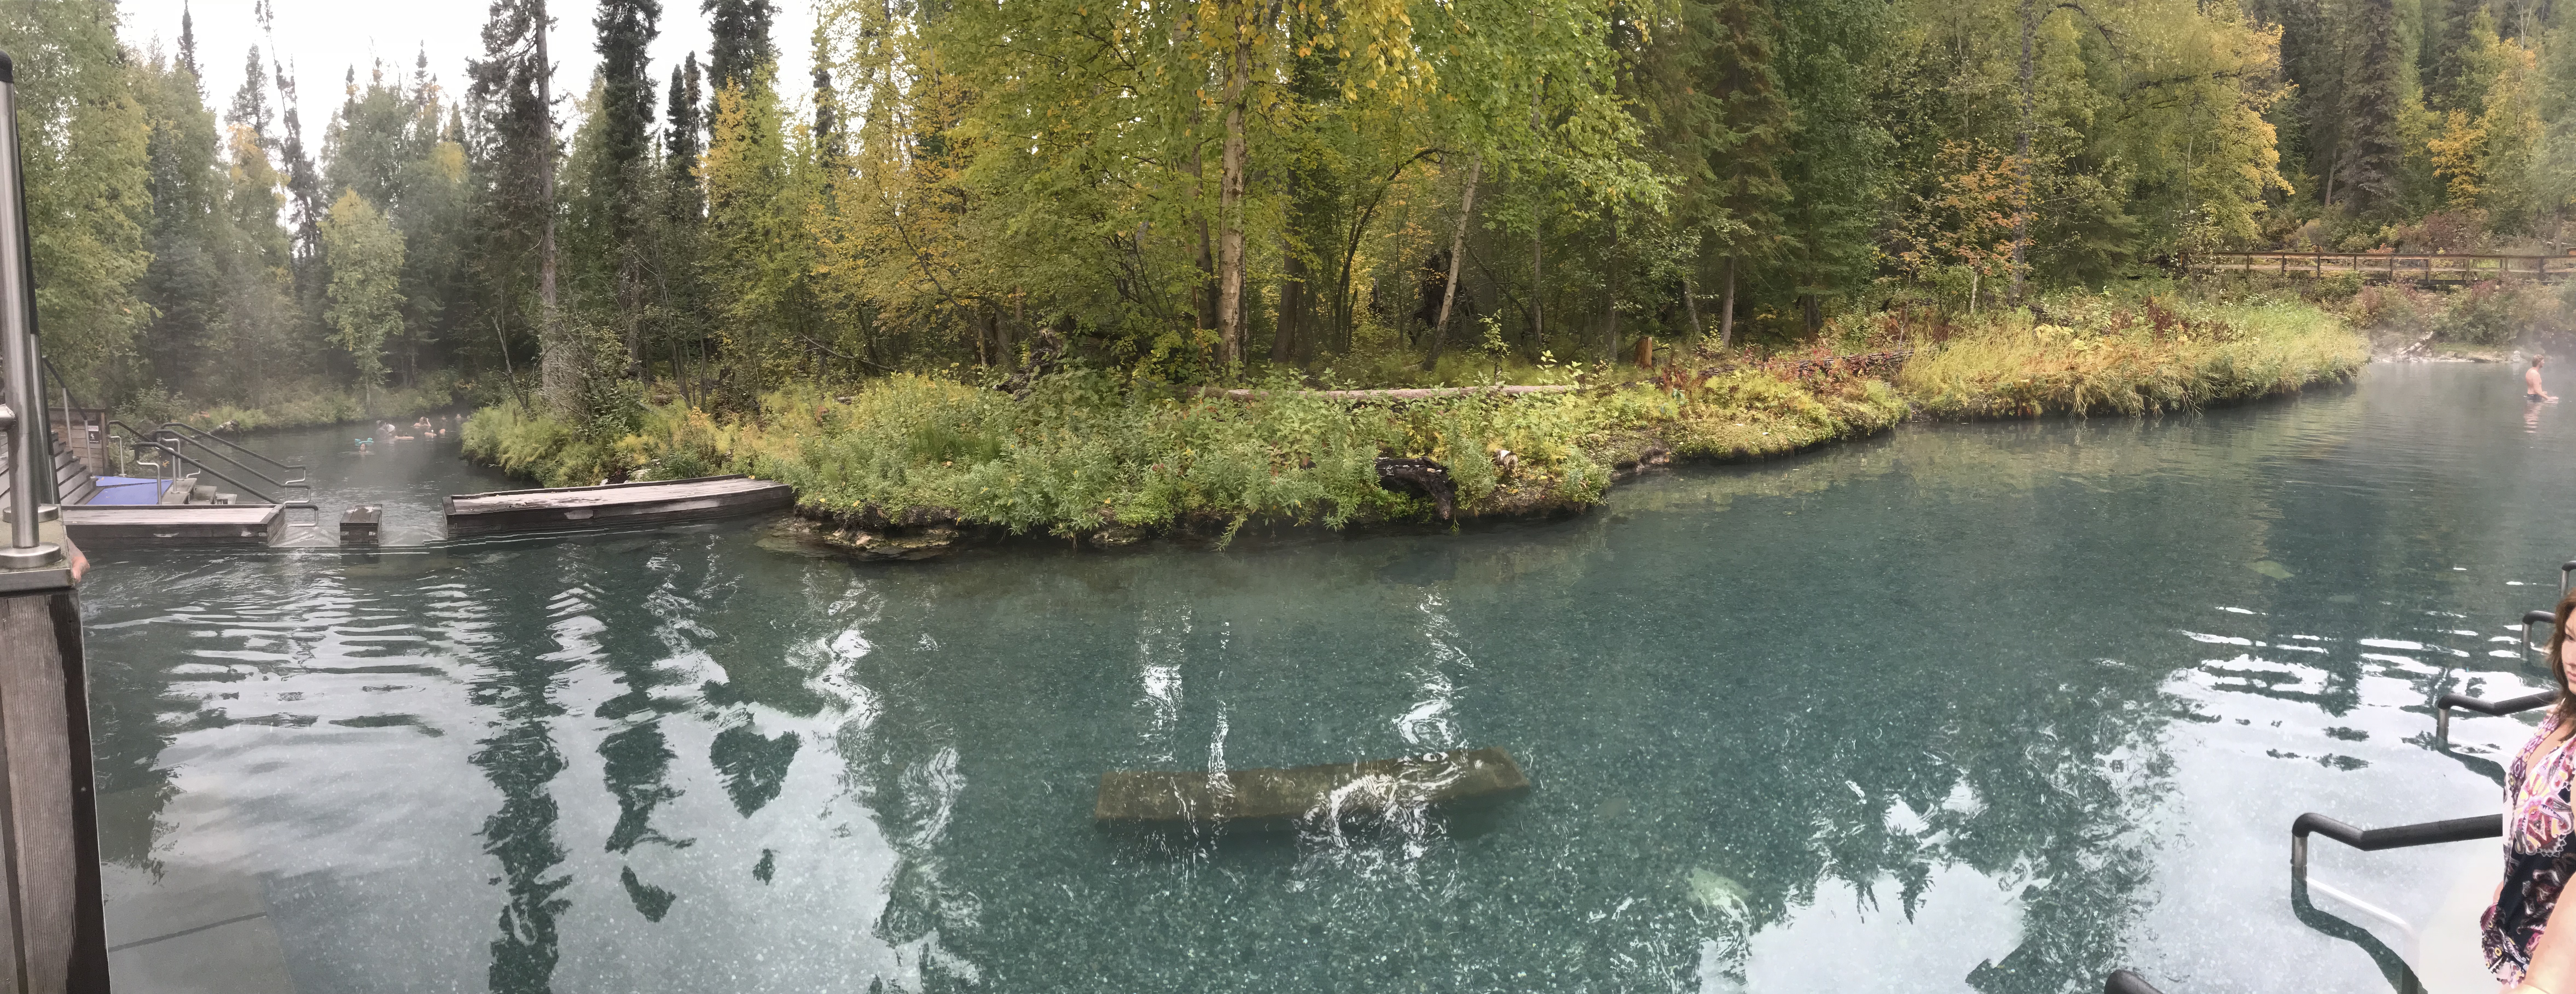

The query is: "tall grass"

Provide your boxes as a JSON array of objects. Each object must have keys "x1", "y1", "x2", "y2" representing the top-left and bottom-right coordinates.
[{"x1": 1899, "y1": 294, "x2": 2365, "y2": 418}]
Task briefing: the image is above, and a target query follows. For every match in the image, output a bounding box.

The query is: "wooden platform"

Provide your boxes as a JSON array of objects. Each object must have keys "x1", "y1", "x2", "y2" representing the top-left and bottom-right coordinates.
[
  {"x1": 1095, "y1": 747, "x2": 1530, "y2": 823},
  {"x1": 61, "y1": 504, "x2": 283, "y2": 547},
  {"x1": 444, "y1": 475, "x2": 795, "y2": 537}
]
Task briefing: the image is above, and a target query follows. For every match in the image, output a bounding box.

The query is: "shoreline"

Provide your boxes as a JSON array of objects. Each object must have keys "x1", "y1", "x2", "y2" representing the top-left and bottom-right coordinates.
[
  {"x1": 464, "y1": 302, "x2": 2368, "y2": 562},
  {"x1": 752, "y1": 366, "x2": 2372, "y2": 563}
]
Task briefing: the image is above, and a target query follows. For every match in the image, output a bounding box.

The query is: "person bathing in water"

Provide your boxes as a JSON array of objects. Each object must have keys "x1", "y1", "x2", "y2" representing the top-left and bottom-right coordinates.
[
  {"x1": 2487, "y1": 588, "x2": 2576, "y2": 990},
  {"x1": 2531, "y1": 356, "x2": 2557, "y2": 404}
]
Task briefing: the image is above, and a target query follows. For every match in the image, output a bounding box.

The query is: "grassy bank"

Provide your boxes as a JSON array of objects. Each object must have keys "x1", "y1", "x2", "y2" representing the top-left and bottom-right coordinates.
[
  {"x1": 464, "y1": 293, "x2": 2361, "y2": 550},
  {"x1": 109, "y1": 374, "x2": 478, "y2": 435},
  {"x1": 1898, "y1": 293, "x2": 2368, "y2": 417}
]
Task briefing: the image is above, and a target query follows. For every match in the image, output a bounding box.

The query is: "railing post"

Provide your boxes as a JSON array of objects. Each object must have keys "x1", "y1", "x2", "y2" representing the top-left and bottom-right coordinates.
[{"x1": 0, "y1": 47, "x2": 111, "y2": 993}]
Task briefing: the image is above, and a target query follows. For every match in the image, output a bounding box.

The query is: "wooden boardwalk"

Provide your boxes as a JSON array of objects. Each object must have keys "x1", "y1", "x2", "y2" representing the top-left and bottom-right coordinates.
[
  {"x1": 61, "y1": 505, "x2": 282, "y2": 546},
  {"x1": 1095, "y1": 747, "x2": 1530, "y2": 823},
  {"x1": 445, "y1": 475, "x2": 795, "y2": 537},
  {"x1": 2196, "y1": 250, "x2": 2576, "y2": 283}
]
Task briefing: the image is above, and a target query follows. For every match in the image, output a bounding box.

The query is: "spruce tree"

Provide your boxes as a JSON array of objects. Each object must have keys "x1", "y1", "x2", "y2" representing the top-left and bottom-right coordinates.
[
  {"x1": 594, "y1": 0, "x2": 660, "y2": 372},
  {"x1": 136, "y1": 39, "x2": 225, "y2": 391},
  {"x1": 2341, "y1": 0, "x2": 2407, "y2": 217},
  {"x1": 469, "y1": 0, "x2": 564, "y2": 408},
  {"x1": 665, "y1": 54, "x2": 703, "y2": 222},
  {"x1": 177, "y1": 2, "x2": 201, "y2": 82},
  {"x1": 704, "y1": 0, "x2": 776, "y2": 97}
]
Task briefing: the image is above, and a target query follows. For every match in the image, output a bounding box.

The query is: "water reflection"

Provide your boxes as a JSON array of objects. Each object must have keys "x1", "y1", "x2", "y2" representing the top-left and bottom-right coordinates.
[{"x1": 74, "y1": 365, "x2": 2576, "y2": 992}]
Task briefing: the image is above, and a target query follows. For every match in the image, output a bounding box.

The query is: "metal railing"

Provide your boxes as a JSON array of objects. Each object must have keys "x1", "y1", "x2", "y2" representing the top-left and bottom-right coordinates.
[
  {"x1": 2437, "y1": 688, "x2": 2560, "y2": 739},
  {"x1": 2103, "y1": 970, "x2": 2165, "y2": 994},
  {"x1": 154, "y1": 421, "x2": 304, "y2": 484},
  {"x1": 2527, "y1": 609, "x2": 2558, "y2": 660},
  {"x1": 277, "y1": 501, "x2": 320, "y2": 527},
  {"x1": 103, "y1": 418, "x2": 174, "y2": 479},
  {"x1": 2290, "y1": 810, "x2": 2499, "y2": 960},
  {"x1": 2291, "y1": 812, "x2": 2499, "y2": 872},
  {"x1": 152, "y1": 429, "x2": 300, "y2": 496},
  {"x1": 100, "y1": 419, "x2": 304, "y2": 500},
  {"x1": 116, "y1": 437, "x2": 274, "y2": 505},
  {"x1": 2562, "y1": 560, "x2": 2576, "y2": 594}
]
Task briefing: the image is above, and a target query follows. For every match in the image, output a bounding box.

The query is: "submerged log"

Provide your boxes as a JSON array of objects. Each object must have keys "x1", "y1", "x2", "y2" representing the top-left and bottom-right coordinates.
[
  {"x1": 1095, "y1": 746, "x2": 1529, "y2": 823},
  {"x1": 1374, "y1": 457, "x2": 1455, "y2": 519}
]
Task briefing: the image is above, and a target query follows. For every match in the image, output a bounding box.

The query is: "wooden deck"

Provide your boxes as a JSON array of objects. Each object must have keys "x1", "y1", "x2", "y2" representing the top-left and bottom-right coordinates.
[
  {"x1": 62, "y1": 505, "x2": 283, "y2": 547},
  {"x1": 1095, "y1": 747, "x2": 1530, "y2": 823},
  {"x1": 444, "y1": 475, "x2": 795, "y2": 537}
]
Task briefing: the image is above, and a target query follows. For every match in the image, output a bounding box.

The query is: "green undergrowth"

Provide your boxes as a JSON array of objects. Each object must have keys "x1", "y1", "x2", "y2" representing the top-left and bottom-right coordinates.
[
  {"x1": 463, "y1": 294, "x2": 2361, "y2": 542},
  {"x1": 465, "y1": 368, "x2": 1907, "y2": 537}
]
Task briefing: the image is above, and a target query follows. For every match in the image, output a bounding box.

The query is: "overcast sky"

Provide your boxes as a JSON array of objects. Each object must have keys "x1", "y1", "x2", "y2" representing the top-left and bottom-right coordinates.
[{"x1": 120, "y1": 1, "x2": 816, "y2": 140}]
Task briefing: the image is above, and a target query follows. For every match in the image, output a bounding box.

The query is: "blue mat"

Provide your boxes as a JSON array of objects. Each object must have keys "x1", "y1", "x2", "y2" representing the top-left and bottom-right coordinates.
[{"x1": 85, "y1": 476, "x2": 168, "y2": 505}]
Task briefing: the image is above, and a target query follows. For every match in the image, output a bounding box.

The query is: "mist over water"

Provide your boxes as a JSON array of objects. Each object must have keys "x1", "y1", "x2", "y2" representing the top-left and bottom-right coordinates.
[{"x1": 81, "y1": 363, "x2": 2576, "y2": 992}]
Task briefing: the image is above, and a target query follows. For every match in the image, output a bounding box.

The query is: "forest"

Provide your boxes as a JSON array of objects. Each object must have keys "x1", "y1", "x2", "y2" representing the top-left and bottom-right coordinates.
[{"x1": 0, "y1": 0, "x2": 2556, "y2": 432}]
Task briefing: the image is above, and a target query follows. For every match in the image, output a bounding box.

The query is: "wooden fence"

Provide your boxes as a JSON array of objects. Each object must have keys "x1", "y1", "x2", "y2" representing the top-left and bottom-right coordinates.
[{"x1": 2194, "y1": 251, "x2": 2576, "y2": 283}]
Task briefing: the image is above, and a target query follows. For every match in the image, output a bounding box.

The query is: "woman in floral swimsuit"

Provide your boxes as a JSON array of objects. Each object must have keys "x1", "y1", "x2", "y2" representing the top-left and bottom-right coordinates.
[{"x1": 2489, "y1": 589, "x2": 2576, "y2": 992}]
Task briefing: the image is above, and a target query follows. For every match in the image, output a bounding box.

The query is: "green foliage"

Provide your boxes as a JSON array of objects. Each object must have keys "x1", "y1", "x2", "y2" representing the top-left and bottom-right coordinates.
[
  {"x1": 0, "y1": 0, "x2": 152, "y2": 397},
  {"x1": 321, "y1": 190, "x2": 407, "y2": 392}
]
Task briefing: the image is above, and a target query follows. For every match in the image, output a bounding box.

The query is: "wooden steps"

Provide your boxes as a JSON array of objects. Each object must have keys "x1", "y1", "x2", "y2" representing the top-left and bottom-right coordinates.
[
  {"x1": 61, "y1": 505, "x2": 283, "y2": 547},
  {"x1": 1094, "y1": 747, "x2": 1531, "y2": 823},
  {"x1": 443, "y1": 475, "x2": 795, "y2": 537},
  {"x1": 0, "y1": 429, "x2": 101, "y2": 507}
]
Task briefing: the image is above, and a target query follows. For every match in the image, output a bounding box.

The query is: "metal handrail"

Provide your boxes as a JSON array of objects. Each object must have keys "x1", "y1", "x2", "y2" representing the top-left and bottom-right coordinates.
[
  {"x1": 2562, "y1": 560, "x2": 2575, "y2": 594},
  {"x1": 154, "y1": 421, "x2": 303, "y2": 482},
  {"x1": 2103, "y1": 970, "x2": 2165, "y2": 994},
  {"x1": 2528, "y1": 609, "x2": 2560, "y2": 660},
  {"x1": 146, "y1": 428, "x2": 301, "y2": 495},
  {"x1": 2290, "y1": 812, "x2": 2500, "y2": 872},
  {"x1": 118, "y1": 438, "x2": 272, "y2": 504},
  {"x1": 104, "y1": 417, "x2": 179, "y2": 484},
  {"x1": 2437, "y1": 689, "x2": 2560, "y2": 738}
]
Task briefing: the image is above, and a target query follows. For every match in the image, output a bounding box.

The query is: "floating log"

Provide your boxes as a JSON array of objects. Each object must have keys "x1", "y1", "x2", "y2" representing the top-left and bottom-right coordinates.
[
  {"x1": 444, "y1": 474, "x2": 794, "y2": 537},
  {"x1": 1095, "y1": 746, "x2": 1529, "y2": 823},
  {"x1": 60, "y1": 504, "x2": 282, "y2": 546}
]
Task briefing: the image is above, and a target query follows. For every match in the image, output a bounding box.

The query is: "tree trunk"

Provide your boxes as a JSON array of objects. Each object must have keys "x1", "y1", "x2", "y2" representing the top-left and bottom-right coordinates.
[
  {"x1": 1216, "y1": 7, "x2": 1253, "y2": 368},
  {"x1": 536, "y1": 0, "x2": 572, "y2": 415},
  {"x1": 1421, "y1": 154, "x2": 1482, "y2": 371},
  {"x1": 1602, "y1": 207, "x2": 1620, "y2": 361},
  {"x1": 1682, "y1": 276, "x2": 1702, "y2": 341},
  {"x1": 1530, "y1": 230, "x2": 1543, "y2": 355},
  {"x1": 1275, "y1": 233, "x2": 1304, "y2": 364},
  {"x1": 2008, "y1": 0, "x2": 2034, "y2": 306},
  {"x1": 1718, "y1": 256, "x2": 1737, "y2": 349}
]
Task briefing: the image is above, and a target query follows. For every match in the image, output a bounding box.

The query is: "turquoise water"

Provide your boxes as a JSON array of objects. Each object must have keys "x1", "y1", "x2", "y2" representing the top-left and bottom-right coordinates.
[{"x1": 80, "y1": 365, "x2": 2576, "y2": 992}]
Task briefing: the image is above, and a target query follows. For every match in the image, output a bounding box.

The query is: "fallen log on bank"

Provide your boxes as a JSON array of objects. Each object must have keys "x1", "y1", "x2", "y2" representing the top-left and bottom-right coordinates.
[
  {"x1": 1192, "y1": 384, "x2": 1579, "y2": 401},
  {"x1": 1374, "y1": 457, "x2": 1456, "y2": 519},
  {"x1": 1094, "y1": 747, "x2": 1530, "y2": 824}
]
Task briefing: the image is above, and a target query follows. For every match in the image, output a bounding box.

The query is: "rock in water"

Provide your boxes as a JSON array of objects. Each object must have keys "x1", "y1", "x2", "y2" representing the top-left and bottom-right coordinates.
[
  {"x1": 1375, "y1": 457, "x2": 1457, "y2": 519},
  {"x1": 1686, "y1": 867, "x2": 1751, "y2": 919}
]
